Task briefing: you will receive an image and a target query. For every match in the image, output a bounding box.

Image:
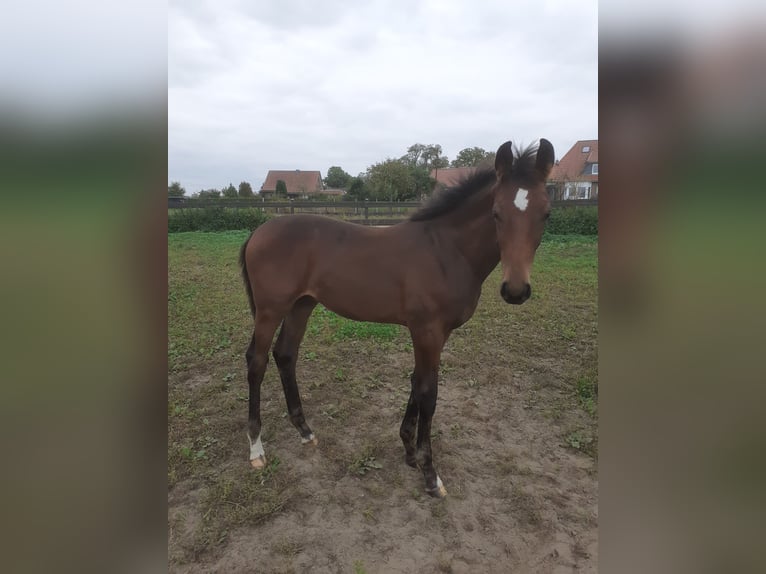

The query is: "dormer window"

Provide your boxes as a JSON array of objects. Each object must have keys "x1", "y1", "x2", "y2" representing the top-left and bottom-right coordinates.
[
  {"x1": 582, "y1": 145, "x2": 590, "y2": 153},
  {"x1": 592, "y1": 163, "x2": 598, "y2": 175}
]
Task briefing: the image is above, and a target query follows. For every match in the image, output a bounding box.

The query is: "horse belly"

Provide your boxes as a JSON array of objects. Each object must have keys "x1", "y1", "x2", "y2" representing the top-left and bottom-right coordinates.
[{"x1": 312, "y1": 265, "x2": 404, "y2": 325}]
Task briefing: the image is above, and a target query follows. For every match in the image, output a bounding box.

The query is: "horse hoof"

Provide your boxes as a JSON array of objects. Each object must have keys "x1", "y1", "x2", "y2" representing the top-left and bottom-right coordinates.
[
  {"x1": 250, "y1": 455, "x2": 266, "y2": 469},
  {"x1": 426, "y1": 484, "x2": 448, "y2": 499},
  {"x1": 425, "y1": 475, "x2": 447, "y2": 498},
  {"x1": 301, "y1": 433, "x2": 318, "y2": 446}
]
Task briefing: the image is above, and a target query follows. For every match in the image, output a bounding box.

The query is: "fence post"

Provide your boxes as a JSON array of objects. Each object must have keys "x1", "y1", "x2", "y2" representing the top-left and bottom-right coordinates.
[{"x1": 364, "y1": 205, "x2": 369, "y2": 224}]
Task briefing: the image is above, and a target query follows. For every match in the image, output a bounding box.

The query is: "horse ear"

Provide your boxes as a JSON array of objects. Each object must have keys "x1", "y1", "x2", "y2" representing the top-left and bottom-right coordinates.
[
  {"x1": 495, "y1": 141, "x2": 514, "y2": 178},
  {"x1": 536, "y1": 138, "x2": 555, "y2": 179}
]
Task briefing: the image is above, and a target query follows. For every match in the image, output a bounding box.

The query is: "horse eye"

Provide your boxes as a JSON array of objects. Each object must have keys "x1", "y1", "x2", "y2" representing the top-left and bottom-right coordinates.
[{"x1": 493, "y1": 211, "x2": 501, "y2": 222}]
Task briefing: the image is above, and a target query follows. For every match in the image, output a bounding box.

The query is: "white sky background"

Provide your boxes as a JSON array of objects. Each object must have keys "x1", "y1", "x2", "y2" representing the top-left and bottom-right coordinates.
[
  {"x1": 169, "y1": 0, "x2": 598, "y2": 192},
  {"x1": 0, "y1": 0, "x2": 166, "y2": 116}
]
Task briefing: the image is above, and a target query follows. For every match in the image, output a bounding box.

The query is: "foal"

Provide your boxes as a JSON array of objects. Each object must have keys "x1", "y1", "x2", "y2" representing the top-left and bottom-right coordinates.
[{"x1": 239, "y1": 139, "x2": 554, "y2": 497}]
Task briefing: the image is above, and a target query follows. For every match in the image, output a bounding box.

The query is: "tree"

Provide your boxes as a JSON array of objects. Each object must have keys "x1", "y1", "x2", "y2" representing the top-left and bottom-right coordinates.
[
  {"x1": 168, "y1": 181, "x2": 185, "y2": 197},
  {"x1": 546, "y1": 166, "x2": 571, "y2": 201},
  {"x1": 421, "y1": 144, "x2": 448, "y2": 170},
  {"x1": 431, "y1": 155, "x2": 450, "y2": 169},
  {"x1": 196, "y1": 188, "x2": 221, "y2": 199},
  {"x1": 275, "y1": 180, "x2": 287, "y2": 197},
  {"x1": 411, "y1": 167, "x2": 436, "y2": 199},
  {"x1": 238, "y1": 181, "x2": 254, "y2": 197},
  {"x1": 324, "y1": 166, "x2": 352, "y2": 189},
  {"x1": 451, "y1": 147, "x2": 495, "y2": 167},
  {"x1": 344, "y1": 176, "x2": 369, "y2": 201},
  {"x1": 366, "y1": 159, "x2": 416, "y2": 201},
  {"x1": 401, "y1": 143, "x2": 448, "y2": 170},
  {"x1": 222, "y1": 183, "x2": 237, "y2": 198},
  {"x1": 400, "y1": 143, "x2": 426, "y2": 167}
]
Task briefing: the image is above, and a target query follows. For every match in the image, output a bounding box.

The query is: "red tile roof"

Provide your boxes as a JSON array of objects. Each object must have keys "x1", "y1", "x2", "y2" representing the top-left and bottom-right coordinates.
[
  {"x1": 548, "y1": 140, "x2": 598, "y2": 183},
  {"x1": 430, "y1": 167, "x2": 476, "y2": 189},
  {"x1": 260, "y1": 170, "x2": 323, "y2": 194}
]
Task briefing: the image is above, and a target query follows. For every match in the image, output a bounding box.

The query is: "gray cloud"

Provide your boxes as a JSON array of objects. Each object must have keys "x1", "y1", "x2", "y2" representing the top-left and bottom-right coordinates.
[
  {"x1": 169, "y1": 0, "x2": 597, "y2": 192},
  {"x1": 2, "y1": 0, "x2": 166, "y2": 114}
]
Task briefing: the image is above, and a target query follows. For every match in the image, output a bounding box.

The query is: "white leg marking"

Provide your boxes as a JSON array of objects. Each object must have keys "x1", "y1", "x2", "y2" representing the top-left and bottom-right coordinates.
[
  {"x1": 427, "y1": 474, "x2": 448, "y2": 497},
  {"x1": 514, "y1": 188, "x2": 529, "y2": 211},
  {"x1": 301, "y1": 432, "x2": 316, "y2": 444},
  {"x1": 435, "y1": 474, "x2": 447, "y2": 497},
  {"x1": 248, "y1": 433, "x2": 265, "y2": 460}
]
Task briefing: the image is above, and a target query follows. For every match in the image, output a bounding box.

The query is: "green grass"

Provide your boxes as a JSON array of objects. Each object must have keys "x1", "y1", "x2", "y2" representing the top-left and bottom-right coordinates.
[
  {"x1": 576, "y1": 373, "x2": 598, "y2": 416},
  {"x1": 168, "y1": 230, "x2": 254, "y2": 373},
  {"x1": 564, "y1": 431, "x2": 596, "y2": 457},
  {"x1": 189, "y1": 457, "x2": 288, "y2": 554},
  {"x1": 308, "y1": 305, "x2": 402, "y2": 343},
  {"x1": 348, "y1": 445, "x2": 384, "y2": 476}
]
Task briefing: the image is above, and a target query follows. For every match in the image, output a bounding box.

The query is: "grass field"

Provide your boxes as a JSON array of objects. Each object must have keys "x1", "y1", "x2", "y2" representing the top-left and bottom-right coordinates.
[{"x1": 169, "y1": 230, "x2": 598, "y2": 572}]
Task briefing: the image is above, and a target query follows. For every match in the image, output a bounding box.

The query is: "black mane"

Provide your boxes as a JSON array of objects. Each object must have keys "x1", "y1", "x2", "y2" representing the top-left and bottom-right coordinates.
[
  {"x1": 409, "y1": 142, "x2": 540, "y2": 222},
  {"x1": 410, "y1": 168, "x2": 495, "y2": 222},
  {"x1": 504, "y1": 142, "x2": 541, "y2": 187}
]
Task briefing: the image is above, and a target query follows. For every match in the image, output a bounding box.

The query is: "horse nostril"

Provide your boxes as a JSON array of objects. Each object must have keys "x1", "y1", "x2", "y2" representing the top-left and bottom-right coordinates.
[{"x1": 501, "y1": 281, "x2": 530, "y2": 304}]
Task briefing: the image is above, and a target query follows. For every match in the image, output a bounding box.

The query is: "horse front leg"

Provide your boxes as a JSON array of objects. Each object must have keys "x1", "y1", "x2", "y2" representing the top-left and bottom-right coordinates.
[{"x1": 409, "y1": 325, "x2": 448, "y2": 498}]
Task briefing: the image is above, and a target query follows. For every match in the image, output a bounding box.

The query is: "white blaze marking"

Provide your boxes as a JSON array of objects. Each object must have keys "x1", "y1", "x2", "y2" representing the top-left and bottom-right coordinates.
[
  {"x1": 248, "y1": 433, "x2": 265, "y2": 460},
  {"x1": 514, "y1": 189, "x2": 529, "y2": 211}
]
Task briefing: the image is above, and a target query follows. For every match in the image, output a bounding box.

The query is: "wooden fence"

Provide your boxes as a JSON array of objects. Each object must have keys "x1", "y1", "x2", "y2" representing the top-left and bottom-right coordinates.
[{"x1": 168, "y1": 198, "x2": 597, "y2": 225}]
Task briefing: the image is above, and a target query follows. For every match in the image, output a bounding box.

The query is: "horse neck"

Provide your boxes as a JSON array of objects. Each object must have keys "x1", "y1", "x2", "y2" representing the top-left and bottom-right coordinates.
[{"x1": 439, "y1": 187, "x2": 500, "y2": 281}]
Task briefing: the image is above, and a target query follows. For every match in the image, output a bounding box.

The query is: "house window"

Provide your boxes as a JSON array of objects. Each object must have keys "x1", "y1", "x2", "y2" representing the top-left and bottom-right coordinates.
[
  {"x1": 592, "y1": 163, "x2": 598, "y2": 175},
  {"x1": 582, "y1": 145, "x2": 590, "y2": 153},
  {"x1": 566, "y1": 182, "x2": 591, "y2": 200}
]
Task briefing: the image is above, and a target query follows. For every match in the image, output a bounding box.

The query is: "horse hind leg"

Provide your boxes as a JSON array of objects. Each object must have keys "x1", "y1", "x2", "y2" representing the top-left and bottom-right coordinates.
[
  {"x1": 399, "y1": 386, "x2": 419, "y2": 468},
  {"x1": 246, "y1": 311, "x2": 284, "y2": 469},
  {"x1": 273, "y1": 296, "x2": 318, "y2": 446}
]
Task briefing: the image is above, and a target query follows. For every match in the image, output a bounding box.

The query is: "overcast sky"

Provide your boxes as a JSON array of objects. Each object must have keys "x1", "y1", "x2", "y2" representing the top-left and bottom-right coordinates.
[{"x1": 169, "y1": 0, "x2": 597, "y2": 192}]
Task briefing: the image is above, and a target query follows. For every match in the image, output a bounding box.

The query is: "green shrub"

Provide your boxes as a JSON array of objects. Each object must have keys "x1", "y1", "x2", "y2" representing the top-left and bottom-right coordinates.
[
  {"x1": 168, "y1": 207, "x2": 270, "y2": 232},
  {"x1": 546, "y1": 206, "x2": 598, "y2": 236}
]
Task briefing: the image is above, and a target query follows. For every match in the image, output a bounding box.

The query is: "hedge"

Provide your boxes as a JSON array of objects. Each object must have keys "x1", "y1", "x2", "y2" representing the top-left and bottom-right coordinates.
[
  {"x1": 168, "y1": 207, "x2": 270, "y2": 232},
  {"x1": 546, "y1": 206, "x2": 598, "y2": 235},
  {"x1": 167, "y1": 205, "x2": 597, "y2": 235}
]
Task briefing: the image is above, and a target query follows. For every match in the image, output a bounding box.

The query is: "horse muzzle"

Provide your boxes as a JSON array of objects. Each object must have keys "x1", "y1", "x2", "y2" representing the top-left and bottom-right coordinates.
[{"x1": 500, "y1": 281, "x2": 531, "y2": 305}]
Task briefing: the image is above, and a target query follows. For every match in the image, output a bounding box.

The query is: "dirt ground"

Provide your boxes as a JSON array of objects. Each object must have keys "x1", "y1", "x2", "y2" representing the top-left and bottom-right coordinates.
[{"x1": 168, "y1": 234, "x2": 597, "y2": 573}]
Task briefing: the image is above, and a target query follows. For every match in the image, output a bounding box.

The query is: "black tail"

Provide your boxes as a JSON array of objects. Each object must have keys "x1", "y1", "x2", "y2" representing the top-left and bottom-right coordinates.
[{"x1": 239, "y1": 231, "x2": 256, "y2": 317}]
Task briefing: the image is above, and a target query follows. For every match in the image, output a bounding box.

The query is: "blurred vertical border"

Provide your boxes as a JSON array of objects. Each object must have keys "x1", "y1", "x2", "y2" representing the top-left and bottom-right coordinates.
[
  {"x1": 0, "y1": 1, "x2": 167, "y2": 572},
  {"x1": 600, "y1": 2, "x2": 766, "y2": 573}
]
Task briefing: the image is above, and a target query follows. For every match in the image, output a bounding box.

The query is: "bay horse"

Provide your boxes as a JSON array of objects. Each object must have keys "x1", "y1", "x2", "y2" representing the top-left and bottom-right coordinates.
[{"x1": 239, "y1": 139, "x2": 554, "y2": 498}]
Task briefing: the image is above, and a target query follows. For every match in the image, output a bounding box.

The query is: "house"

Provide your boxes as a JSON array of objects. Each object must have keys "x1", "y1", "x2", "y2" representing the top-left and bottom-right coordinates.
[
  {"x1": 260, "y1": 170, "x2": 324, "y2": 199},
  {"x1": 429, "y1": 167, "x2": 476, "y2": 190},
  {"x1": 547, "y1": 140, "x2": 598, "y2": 200}
]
